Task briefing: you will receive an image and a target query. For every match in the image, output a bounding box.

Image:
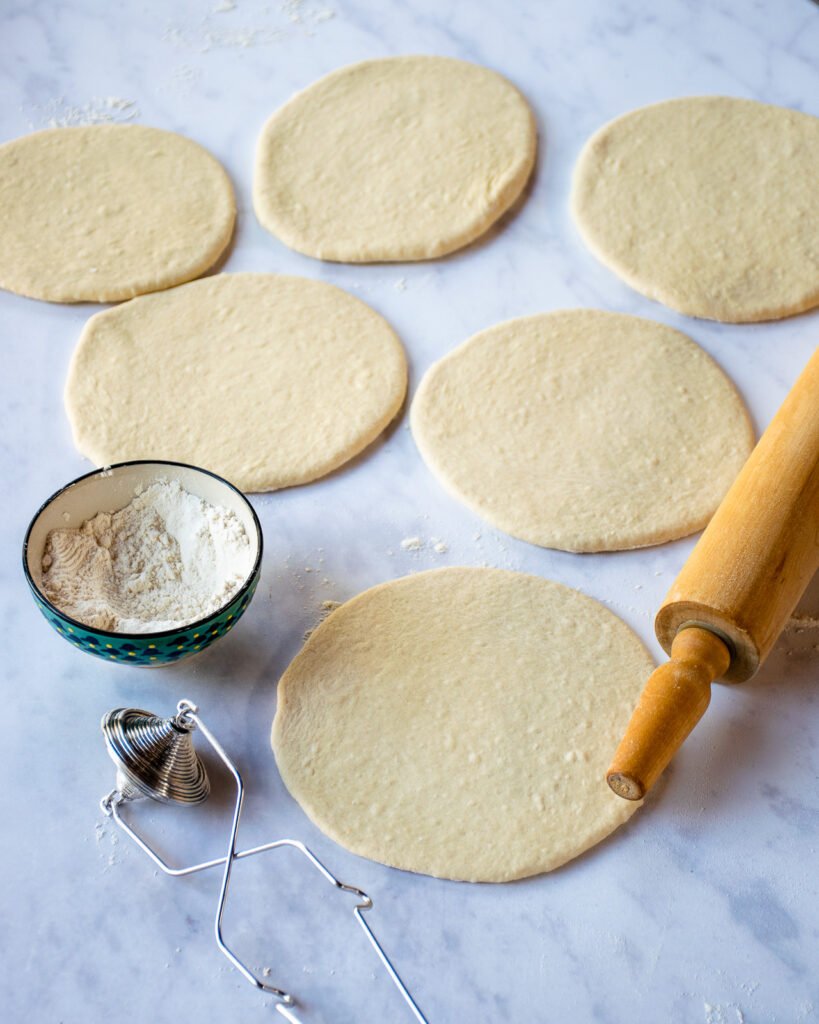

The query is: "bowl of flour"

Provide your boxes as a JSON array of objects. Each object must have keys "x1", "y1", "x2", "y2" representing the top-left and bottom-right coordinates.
[{"x1": 23, "y1": 461, "x2": 262, "y2": 666}]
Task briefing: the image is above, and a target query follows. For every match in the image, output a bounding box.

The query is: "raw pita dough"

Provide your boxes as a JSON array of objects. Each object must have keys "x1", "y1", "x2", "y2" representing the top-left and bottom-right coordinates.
[
  {"x1": 253, "y1": 56, "x2": 536, "y2": 262},
  {"x1": 272, "y1": 568, "x2": 653, "y2": 882},
  {"x1": 571, "y1": 97, "x2": 819, "y2": 322},
  {"x1": 65, "y1": 273, "x2": 407, "y2": 492},
  {"x1": 411, "y1": 310, "x2": 754, "y2": 552},
  {"x1": 0, "y1": 125, "x2": 235, "y2": 303}
]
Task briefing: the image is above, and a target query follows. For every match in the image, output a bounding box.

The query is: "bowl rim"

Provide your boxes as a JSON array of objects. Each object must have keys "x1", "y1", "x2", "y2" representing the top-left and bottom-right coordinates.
[{"x1": 22, "y1": 459, "x2": 263, "y2": 641}]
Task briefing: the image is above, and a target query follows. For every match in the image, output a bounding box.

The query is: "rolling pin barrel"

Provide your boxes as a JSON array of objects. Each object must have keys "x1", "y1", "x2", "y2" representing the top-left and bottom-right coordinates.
[{"x1": 608, "y1": 347, "x2": 819, "y2": 800}]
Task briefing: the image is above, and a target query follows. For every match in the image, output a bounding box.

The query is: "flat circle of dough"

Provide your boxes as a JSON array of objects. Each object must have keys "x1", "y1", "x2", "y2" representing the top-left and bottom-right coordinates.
[
  {"x1": 571, "y1": 97, "x2": 819, "y2": 322},
  {"x1": 65, "y1": 272, "x2": 407, "y2": 492},
  {"x1": 411, "y1": 310, "x2": 754, "y2": 552},
  {"x1": 272, "y1": 568, "x2": 653, "y2": 882},
  {"x1": 253, "y1": 56, "x2": 537, "y2": 262},
  {"x1": 0, "y1": 125, "x2": 235, "y2": 303}
]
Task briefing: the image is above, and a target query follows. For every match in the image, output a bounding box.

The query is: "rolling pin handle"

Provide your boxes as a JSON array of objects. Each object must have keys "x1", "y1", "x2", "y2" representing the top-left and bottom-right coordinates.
[{"x1": 606, "y1": 626, "x2": 732, "y2": 801}]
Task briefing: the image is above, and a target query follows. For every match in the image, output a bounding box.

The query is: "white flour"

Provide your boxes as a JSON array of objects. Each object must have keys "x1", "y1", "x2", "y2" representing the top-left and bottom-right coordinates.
[
  {"x1": 41, "y1": 479, "x2": 253, "y2": 633},
  {"x1": 26, "y1": 95, "x2": 139, "y2": 129}
]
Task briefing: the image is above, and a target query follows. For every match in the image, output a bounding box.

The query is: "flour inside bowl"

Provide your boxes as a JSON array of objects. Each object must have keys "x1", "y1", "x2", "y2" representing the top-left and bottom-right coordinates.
[{"x1": 40, "y1": 478, "x2": 254, "y2": 633}]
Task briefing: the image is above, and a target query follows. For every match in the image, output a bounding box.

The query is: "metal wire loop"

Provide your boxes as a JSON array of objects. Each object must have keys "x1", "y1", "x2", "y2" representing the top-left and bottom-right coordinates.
[{"x1": 100, "y1": 700, "x2": 429, "y2": 1024}]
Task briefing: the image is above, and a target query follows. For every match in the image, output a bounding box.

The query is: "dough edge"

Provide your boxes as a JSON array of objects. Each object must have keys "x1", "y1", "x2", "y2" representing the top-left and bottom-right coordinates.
[
  {"x1": 271, "y1": 566, "x2": 651, "y2": 883},
  {"x1": 410, "y1": 309, "x2": 755, "y2": 552},
  {"x1": 0, "y1": 125, "x2": 236, "y2": 304},
  {"x1": 252, "y1": 56, "x2": 537, "y2": 263},
  {"x1": 570, "y1": 97, "x2": 819, "y2": 323},
  {"x1": 64, "y1": 272, "x2": 408, "y2": 491}
]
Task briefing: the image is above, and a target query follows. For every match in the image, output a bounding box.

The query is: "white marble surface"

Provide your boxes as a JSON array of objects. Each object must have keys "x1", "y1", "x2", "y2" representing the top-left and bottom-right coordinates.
[{"x1": 2, "y1": 1, "x2": 818, "y2": 1021}]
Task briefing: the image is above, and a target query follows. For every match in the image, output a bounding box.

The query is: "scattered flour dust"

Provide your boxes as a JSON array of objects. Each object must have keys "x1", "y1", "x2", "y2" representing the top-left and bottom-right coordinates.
[
  {"x1": 95, "y1": 821, "x2": 122, "y2": 870},
  {"x1": 789, "y1": 572, "x2": 819, "y2": 629},
  {"x1": 281, "y1": 0, "x2": 335, "y2": 25},
  {"x1": 26, "y1": 95, "x2": 139, "y2": 129},
  {"x1": 303, "y1": 599, "x2": 341, "y2": 641},
  {"x1": 163, "y1": 0, "x2": 335, "y2": 52},
  {"x1": 703, "y1": 1003, "x2": 745, "y2": 1024},
  {"x1": 40, "y1": 478, "x2": 253, "y2": 633},
  {"x1": 161, "y1": 64, "x2": 202, "y2": 96},
  {"x1": 400, "y1": 535, "x2": 448, "y2": 554}
]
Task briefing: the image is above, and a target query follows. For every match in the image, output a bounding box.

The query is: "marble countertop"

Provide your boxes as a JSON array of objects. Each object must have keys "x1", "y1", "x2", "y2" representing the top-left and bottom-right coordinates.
[{"x1": 2, "y1": 1, "x2": 818, "y2": 1021}]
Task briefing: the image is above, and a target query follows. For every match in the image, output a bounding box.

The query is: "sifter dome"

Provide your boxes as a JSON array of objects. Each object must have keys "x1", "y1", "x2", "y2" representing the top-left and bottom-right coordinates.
[{"x1": 101, "y1": 707, "x2": 210, "y2": 805}]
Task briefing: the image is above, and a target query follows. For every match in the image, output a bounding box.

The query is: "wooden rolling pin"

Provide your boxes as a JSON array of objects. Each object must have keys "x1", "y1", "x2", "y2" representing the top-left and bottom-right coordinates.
[{"x1": 607, "y1": 346, "x2": 819, "y2": 801}]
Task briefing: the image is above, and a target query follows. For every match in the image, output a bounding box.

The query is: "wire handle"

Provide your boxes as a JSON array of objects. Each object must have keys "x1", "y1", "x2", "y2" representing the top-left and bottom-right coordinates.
[{"x1": 100, "y1": 699, "x2": 428, "y2": 1023}]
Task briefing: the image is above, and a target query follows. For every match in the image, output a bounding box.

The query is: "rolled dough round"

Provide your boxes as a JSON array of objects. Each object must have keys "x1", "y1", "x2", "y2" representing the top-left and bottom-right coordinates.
[
  {"x1": 411, "y1": 310, "x2": 754, "y2": 552},
  {"x1": 0, "y1": 125, "x2": 235, "y2": 303},
  {"x1": 571, "y1": 97, "x2": 819, "y2": 322},
  {"x1": 65, "y1": 273, "x2": 407, "y2": 492},
  {"x1": 272, "y1": 568, "x2": 653, "y2": 882},
  {"x1": 253, "y1": 56, "x2": 536, "y2": 262}
]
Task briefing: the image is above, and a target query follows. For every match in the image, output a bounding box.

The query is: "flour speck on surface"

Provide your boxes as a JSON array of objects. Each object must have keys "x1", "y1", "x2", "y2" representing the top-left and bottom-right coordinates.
[
  {"x1": 788, "y1": 612, "x2": 819, "y2": 629},
  {"x1": 40, "y1": 478, "x2": 253, "y2": 633},
  {"x1": 161, "y1": 64, "x2": 202, "y2": 95},
  {"x1": 163, "y1": 0, "x2": 335, "y2": 52},
  {"x1": 25, "y1": 95, "x2": 140, "y2": 129},
  {"x1": 703, "y1": 1001, "x2": 746, "y2": 1024},
  {"x1": 398, "y1": 533, "x2": 450, "y2": 556},
  {"x1": 303, "y1": 599, "x2": 341, "y2": 640}
]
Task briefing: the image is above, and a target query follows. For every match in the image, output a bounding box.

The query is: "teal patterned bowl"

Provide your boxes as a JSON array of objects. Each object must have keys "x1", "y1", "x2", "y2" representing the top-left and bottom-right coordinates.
[{"x1": 23, "y1": 461, "x2": 262, "y2": 667}]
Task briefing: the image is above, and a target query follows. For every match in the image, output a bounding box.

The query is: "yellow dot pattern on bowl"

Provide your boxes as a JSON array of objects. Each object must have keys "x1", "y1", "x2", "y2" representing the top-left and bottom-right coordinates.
[{"x1": 30, "y1": 576, "x2": 259, "y2": 667}]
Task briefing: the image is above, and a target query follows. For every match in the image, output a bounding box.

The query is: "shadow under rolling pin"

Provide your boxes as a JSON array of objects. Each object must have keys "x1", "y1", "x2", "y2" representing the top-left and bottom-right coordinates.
[{"x1": 608, "y1": 346, "x2": 819, "y2": 801}]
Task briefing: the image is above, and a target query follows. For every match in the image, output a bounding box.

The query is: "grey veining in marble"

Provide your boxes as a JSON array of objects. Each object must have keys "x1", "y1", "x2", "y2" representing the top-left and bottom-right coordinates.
[{"x1": 1, "y1": 1, "x2": 818, "y2": 1022}]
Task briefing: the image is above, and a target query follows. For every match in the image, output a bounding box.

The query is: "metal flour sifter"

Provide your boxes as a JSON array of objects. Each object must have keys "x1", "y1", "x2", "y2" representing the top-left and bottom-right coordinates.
[{"x1": 99, "y1": 698, "x2": 429, "y2": 1022}]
